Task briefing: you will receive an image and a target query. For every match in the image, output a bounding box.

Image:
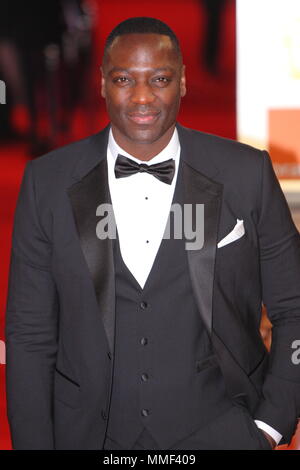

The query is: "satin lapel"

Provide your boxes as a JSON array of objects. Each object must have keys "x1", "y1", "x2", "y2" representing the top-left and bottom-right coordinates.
[
  {"x1": 67, "y1": 152, "x2": 115, "y2": 354},
  {"x1": 183, "y1": 161, "x2": 223, "y2": 332},
  {"x1": 177, "y1": 123, "x2": 222, "y2": 333}
]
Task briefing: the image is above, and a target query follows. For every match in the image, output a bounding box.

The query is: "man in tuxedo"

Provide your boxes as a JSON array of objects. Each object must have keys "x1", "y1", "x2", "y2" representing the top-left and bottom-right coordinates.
[{"x1": 5, "y1": 17, "x2": 300, "y2": 450}]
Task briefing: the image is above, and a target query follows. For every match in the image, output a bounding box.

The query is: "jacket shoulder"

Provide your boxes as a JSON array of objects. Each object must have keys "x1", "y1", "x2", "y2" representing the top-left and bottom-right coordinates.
[
  {"x1": 180, "y1": 125, "x2": 265, "y2": 164},
  {"x1": 29, "y1": 134, "x2": 96, "y2": 175}
]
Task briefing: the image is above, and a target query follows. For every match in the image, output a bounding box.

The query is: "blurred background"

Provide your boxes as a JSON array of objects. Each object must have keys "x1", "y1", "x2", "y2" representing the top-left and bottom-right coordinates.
[{"x1": 0, "y1": 0, "x2": 299, "y2": 450}]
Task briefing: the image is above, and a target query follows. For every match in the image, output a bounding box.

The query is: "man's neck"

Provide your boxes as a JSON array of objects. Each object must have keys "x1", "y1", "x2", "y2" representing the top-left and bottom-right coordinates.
[{"x1": 111, "y1": 124, "x2": 176, "y2": 161}]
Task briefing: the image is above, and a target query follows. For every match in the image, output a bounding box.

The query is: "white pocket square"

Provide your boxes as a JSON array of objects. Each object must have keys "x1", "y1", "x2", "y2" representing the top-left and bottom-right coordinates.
[{"x1": 217, "y1": 219, "x2": 245, "y2": 248}]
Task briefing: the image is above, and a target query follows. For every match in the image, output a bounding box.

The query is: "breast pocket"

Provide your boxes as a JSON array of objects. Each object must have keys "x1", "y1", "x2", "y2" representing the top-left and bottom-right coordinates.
[
  {"x1": 217, "y1": 232, "x2": 247, "y2": 252},
  {"x1": 54, "y1": 368, "x2": 81, "y2": 409},
  {"x1": 215, "y1": 231, "x2": 259, "y2": 285}
]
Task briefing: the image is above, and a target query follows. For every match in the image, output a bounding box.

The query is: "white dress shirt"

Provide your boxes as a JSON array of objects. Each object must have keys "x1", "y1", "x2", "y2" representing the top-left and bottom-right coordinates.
[
  {"x1": 106, "y1": 126, "x2": 282, "y2": 446},
  {"x1": 107, "y1": 127, "x2": 180, "y2": 289}
]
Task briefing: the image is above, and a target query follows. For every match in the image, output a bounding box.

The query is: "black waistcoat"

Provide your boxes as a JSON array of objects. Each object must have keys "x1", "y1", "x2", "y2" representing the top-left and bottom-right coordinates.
[{"x1": 106, "y1": 159, "x2": 232, "y2": 449}]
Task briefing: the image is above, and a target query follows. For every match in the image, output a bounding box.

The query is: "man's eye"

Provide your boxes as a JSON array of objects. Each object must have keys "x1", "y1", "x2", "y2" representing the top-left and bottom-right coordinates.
[
  {"x1": 113, "y1": 77, "x2": 130, "y2": 84},
  {"x1": 153, "y1": 77, "x2": 171, "y2": 86}
]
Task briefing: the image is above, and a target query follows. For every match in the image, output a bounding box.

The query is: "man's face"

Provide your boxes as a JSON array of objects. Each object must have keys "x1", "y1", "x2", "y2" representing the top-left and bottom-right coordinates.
[{"x1": 101, "y1": 33, "x2": 186, "y2": 147}]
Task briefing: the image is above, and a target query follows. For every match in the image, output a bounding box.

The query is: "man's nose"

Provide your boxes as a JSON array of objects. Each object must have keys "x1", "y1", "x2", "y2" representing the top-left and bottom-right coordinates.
[{"x1": 130, "y1": 82, "x2": 155, "y2": 104}]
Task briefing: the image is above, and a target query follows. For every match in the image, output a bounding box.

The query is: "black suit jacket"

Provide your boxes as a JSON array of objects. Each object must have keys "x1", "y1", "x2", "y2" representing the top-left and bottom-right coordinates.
[{"x1": 5, "y1": 123, "x2": 300, "y2": 449}]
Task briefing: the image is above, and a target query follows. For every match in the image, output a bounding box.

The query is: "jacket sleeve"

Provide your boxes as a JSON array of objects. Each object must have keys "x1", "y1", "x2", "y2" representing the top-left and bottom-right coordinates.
[
  {"x1": 5, "y1": 161, "x2": 58, "y2": 449},
  {"x1": 253, "y1": 150, "x2": 300, "y2": 445}
]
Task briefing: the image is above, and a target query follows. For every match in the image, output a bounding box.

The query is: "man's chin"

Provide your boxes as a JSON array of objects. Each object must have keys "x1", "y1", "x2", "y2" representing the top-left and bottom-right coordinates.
[{"x1": 124, "y1": 128, "x2": 163, "y2": 145}]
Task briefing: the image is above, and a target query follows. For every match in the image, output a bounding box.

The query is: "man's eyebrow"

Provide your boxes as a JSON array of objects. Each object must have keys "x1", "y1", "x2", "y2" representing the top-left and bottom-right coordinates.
[{"x1": 108, "y1": 66, "x2": 176, "y2": 74}]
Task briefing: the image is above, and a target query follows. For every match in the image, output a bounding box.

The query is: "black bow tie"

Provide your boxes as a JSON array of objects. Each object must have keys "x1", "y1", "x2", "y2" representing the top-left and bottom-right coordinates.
[{"x1": 114, "y1": 154, "x2": 175, "y2": 185}]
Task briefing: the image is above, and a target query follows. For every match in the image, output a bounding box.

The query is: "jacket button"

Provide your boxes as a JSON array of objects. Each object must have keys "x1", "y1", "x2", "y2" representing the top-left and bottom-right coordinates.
[
  {"x1": 141, "y1": 409, "x2": 150, "y2": 417},
  {"x1": 101, "y1": 410, "x2": 108, "y2": 420},
  {"x1": 141, "y1": 373, "x2": 149, "y2": 382},
  {"x1": 140, "y1": 337, "x2": 148, "y2": 346},
  {"x1": 140, "y1": 301, "x2": 148, "y2": 309}
]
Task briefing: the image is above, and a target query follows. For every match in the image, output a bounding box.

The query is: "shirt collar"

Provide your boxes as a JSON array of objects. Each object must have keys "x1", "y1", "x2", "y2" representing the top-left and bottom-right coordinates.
[{"x1": 108, "y1": 126, "x2": 180, "y2": 165}]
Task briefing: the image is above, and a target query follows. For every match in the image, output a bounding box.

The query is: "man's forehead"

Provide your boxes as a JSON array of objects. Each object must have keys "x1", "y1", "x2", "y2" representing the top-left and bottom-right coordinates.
[
  {"x1": 107, "y1": 66, "x2": 177, "y2": 75},
  {"x1": 103, "y1": 33, "x2": 180, "y2": 71}
]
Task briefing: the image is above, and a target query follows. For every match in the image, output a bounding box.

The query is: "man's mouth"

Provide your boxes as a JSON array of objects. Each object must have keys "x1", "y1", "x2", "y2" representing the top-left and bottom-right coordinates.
[{"x1": 127, "y1": 112, "x2": 160, "y2": 125}]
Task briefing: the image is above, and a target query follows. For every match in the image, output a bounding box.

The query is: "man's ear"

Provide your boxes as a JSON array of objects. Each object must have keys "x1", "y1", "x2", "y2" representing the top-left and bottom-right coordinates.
[
  {"x1": 180, "y1": 64, "x2": 186, "y2": 98},
  {"x1": 100, "y1": 66, "x2": 106, "y2": 98}
]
